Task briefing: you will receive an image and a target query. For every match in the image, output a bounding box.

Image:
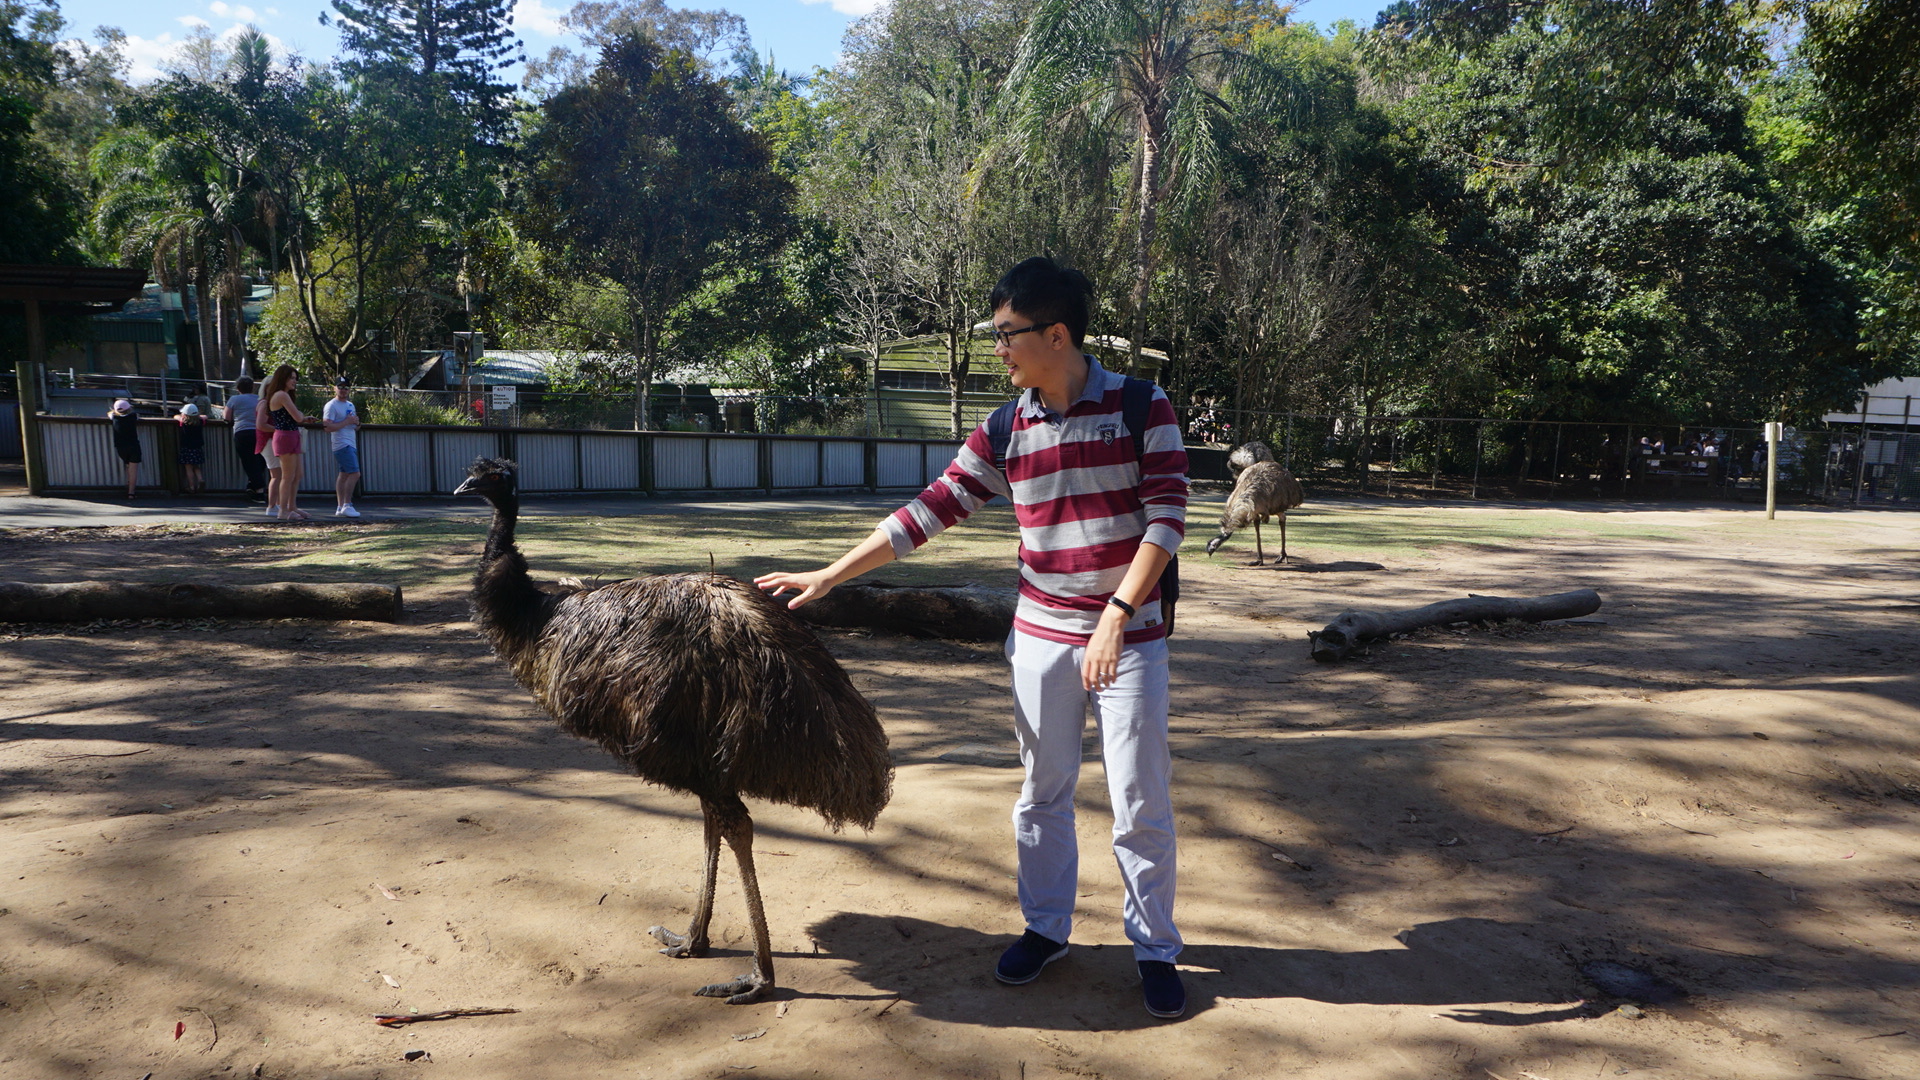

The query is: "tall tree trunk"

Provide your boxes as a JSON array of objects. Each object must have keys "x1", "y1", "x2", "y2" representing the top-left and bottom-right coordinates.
[
  {"x1": 630, "y1": 307, "x2": 654, "y2": 432},
  {"x1": 946, "y1": 326, "x2": 970, "y2": 441},
  {"x1": 1128, "y1": 116, "x2": 1167, "y2": 378},
  {"x1": 193, "y1": 243, "x2": 219, "y2": 383}
]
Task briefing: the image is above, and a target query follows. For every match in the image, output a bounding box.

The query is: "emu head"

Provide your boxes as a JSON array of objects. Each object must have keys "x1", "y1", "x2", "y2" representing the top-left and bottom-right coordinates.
[
  {"x1": 1204, "y1": 532, "x2": 1227, "y2": 557},
  {"x1": 454, "y1": 457, "x2": 518, "y2": 502}
]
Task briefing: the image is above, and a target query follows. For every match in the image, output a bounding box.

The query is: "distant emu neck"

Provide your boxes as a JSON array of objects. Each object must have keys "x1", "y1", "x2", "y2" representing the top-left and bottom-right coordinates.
[{"x1": 472, "y1": 490, "x2": 549, "y2": 654}]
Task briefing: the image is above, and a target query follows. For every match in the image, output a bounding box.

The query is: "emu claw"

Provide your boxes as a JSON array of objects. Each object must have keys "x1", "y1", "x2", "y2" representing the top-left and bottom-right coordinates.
[
  {"x1": 649, "y1": 924, "x2": 704, "y2": 958},
  {"x1": 694, "y1": 973, "x2": 770, "y2": 1005}
]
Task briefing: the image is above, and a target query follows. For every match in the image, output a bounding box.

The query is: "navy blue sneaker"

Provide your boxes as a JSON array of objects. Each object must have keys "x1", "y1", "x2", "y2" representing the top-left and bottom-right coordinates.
[
  {"x1": 1139, "y1": 960, "x2": 1186, "y2": 1018},
  {"x1": 995, "y1": 930, "x2": 1068, "y2": 985}
]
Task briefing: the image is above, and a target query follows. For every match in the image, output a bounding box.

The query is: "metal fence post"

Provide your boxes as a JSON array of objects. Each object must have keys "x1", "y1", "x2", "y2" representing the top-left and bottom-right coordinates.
[
  {"x1": 1471, "y1": 421, "x2": 1485, "y2": 499},
  {"x1": 15, "y1": 360, "x2": 46, "y2": 495},
  {"x1": 1549, "y1": 423, "x2": 1563, "y2": 500}
]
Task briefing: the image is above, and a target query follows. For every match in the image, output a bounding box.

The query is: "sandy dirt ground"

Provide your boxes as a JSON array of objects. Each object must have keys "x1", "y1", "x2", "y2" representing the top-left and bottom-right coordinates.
[{"x1": 1, "y1": 498, "x2": 1917, "y2": 1080}]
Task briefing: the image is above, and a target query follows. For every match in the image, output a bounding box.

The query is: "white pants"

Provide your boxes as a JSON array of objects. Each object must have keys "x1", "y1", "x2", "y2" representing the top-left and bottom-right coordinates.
[{"x1": 1006, "y1": 630, "x2": 1181, "y2": 962}]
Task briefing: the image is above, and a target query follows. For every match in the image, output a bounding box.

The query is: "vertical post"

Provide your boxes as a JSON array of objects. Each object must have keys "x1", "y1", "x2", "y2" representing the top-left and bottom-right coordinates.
[
  {"x1": 1623, "y1": 424, "x2": 1633, "y2": 495},
  {"x1": 1903, "y1": 396, "x2": 1914, "y2": 504},
  {"x1": 1765, "y1": 421, "x2": 1781, "y2": 520},
  {"x1": 15, "y1": 360, "x2": 47, "y2": 496},
  {"x1": 23, "y1": 298, "x2": 45, "y2": 368},
  {"x1": 1470, "y1": 421, "x2": 1485, "y2": 499},
  {"x1": 1549, "y1": 423, "x2": 1563, "y2": 500},
  {"x1": 1855, "y1": 393, "x2": 1871, "y2": 503},
  {"x1": 1282, "y1": 413, "x2": 1293, "y2": 471}
]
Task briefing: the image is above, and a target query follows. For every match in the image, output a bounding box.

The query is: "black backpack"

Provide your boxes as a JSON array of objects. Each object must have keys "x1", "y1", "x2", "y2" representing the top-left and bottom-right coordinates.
[{"x1": 984, "y1": 376, "x2": 1181, "y2": 634}]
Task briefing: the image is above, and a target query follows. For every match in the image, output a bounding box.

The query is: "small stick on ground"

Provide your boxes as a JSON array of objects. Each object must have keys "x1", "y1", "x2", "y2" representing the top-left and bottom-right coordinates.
[{"x1": 373, "y1": 1007, "x2": 520, "y2": 1027}]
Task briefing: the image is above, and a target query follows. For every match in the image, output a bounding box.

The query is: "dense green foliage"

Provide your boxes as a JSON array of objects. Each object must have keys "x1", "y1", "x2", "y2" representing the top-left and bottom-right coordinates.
[{"x1": 5, "y1": 0, "x2": 1914, "y2": 428}]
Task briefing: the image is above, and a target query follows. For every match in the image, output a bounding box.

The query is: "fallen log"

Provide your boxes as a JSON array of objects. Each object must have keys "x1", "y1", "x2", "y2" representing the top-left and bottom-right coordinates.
[
  {"x1": 793, "y1": 581, "x2": 1015, "y2": 642},
  {"x1": 1308, "y1": 588, "x2": 1601, "y2": 662},
  {"x1": 0, "y1": 581, "x2": 405, "y2": 623}
]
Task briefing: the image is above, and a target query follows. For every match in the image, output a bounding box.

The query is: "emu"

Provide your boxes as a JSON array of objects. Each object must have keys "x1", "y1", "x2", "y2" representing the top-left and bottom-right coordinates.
[
  {"x1": 1228, "y1": 440, "x2": 1274, "y2": 477},
  {"x1": 455, "y1": 458, "x2": 892, "y2": 1004},
  {"x1": 1204, "y1": 460, "x2": 1305, "y2": 565}
]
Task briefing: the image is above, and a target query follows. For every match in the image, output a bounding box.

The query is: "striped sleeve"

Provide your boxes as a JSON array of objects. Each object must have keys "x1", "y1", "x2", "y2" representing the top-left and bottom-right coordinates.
[
  {"x1": 1138, "y1": 390, "x2": 1189, "y2": 555},
  {"x1": 877, "y1": 423, "x2": 1013, "y2": 558}
]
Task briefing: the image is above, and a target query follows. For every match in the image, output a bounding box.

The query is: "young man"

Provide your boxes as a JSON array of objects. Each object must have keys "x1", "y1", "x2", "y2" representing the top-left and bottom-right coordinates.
[
  {"x1": 322, "y1": 376, "x2": 362, "y2": 518},
  {"x1": 755, "y1": 257, "x2": 1191, "y2": 1018}
]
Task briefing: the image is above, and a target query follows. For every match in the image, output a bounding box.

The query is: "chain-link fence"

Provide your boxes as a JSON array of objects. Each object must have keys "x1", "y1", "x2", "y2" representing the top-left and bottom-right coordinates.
[
  {"x1": 1174, "y1": 409, "x2": 1920, "y2": 507},
  {"x1": 14, "y1": 369, "x2": 1920, "y2": 506}
]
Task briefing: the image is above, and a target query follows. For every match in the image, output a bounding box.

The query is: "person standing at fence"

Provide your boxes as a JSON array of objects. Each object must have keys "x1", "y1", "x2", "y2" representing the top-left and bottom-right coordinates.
[
  {"x1": 224, "y1": 376, "x2": 266, "y2": 501},
  {"x1": 262, "y1": 365, "x2": 312, "y2": 521},
  {"x1": 322, "y1": 376, "x2": 362, "y2": 519},
  {"x1": 175, "y1": 402, "x2": 207, "y2": 494},
  {"x1": 109, "y1": 397, "x2": 141, "y2": 498},
  {"x1": 755, "y1": 256, "x2": 1192, "y2": 1020}
]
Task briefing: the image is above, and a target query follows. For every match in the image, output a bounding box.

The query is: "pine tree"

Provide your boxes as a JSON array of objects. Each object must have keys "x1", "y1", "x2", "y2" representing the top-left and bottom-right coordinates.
[{"x1": 324, "y1": 0, "x2": 521, "y2": 133}]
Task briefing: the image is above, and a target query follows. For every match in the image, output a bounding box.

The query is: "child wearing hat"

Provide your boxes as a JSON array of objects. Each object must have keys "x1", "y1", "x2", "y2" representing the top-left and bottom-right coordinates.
[
  {"x1": 109, "y1": 399, "x2": 141, "y2": 498},
  {"x1": 176, "y1": 402, "x2": 207, "y2": 494}
]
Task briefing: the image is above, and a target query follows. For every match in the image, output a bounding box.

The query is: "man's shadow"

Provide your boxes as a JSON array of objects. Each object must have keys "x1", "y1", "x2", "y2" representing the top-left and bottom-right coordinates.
[{"x1": 806, "y1": 913, "x2": 1585, "y2": 1029}]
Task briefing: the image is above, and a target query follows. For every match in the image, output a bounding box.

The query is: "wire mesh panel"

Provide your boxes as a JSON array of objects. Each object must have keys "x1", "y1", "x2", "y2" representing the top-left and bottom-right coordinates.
[
  {"x1": 580, "y1": 433, "x2": 640, "y2": 490},
  {"x1": 360, "y1": 429, "x2": 431, "y2": 495},
  {"x1": 708, "y1": 437, "x2": 759, "y2": 489},
  {"x1": 823, "y1": 440, "x2": 865, "y2": 487},
  {"x1": 433, "y1": 430, "x2": 506, "y2": 494},
  {"x1": 652, "y1": 435, "x2": 705, "y2": 489},
  {"x1": 875, "y1": 442, "x2": 922, "y2": 488},
  {"x1": 769, "y1": 440, "x2": 821, "y2": 488},
  {"x1": 515, "y1": 433, "x2": 579, "y2": 492}
]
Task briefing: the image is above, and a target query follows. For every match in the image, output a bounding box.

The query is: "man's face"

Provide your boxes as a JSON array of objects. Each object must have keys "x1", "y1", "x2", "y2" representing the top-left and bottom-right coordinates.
[
  {"x1": 333, "y1": 385, "x2": 349, "y2": 400},
  {"x1": 992, "y1": 304, "x2": 1068, "y2": 390}
]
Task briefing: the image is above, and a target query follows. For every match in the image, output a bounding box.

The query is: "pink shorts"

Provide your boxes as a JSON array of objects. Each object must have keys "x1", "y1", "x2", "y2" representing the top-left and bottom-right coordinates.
[{"x1": 271, "y1": 429, "x2": 302, "y2": 455}]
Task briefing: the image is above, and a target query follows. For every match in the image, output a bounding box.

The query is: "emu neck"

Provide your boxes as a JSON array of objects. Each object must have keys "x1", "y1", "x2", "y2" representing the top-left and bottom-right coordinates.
[{"x1": 473, "y1": 491, "x2": 548, "y2": 656}]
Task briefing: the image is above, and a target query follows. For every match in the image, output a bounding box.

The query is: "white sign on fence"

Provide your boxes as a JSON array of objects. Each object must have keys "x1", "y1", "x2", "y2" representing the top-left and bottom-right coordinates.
[{"x1": 490, "y1": 385, "x2": 518, "y2": 412}]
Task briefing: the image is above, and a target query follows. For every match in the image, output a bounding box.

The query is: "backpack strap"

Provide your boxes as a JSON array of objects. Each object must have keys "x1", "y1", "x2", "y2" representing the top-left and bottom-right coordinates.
[
  {"x1": 986, "y1": 398, "x2": 1019, "y2": 473},
  {"x1": 1120, "y1": 375, "x2": 1154, "y2": 461}
]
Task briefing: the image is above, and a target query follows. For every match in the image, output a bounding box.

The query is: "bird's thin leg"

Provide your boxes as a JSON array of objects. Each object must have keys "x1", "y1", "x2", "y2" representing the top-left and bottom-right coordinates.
[
  {"x1": 649, "y1": 800, "x2": 721, "y2": 958},
  {"x1": 1253, "y1": 519, "x2": 1265, "y2": 566},
  {"x1": 695, "y1": 800, "x2": 773, "y2": 1005},
  {"x1": 1280, "y1": 513, "x2": 1289, "y2": 562}
]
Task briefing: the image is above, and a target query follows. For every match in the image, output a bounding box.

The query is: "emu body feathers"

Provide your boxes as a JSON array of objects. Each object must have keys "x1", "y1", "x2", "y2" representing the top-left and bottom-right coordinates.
[{"x1": 459, "y1": 456, "x2": 890, "y2": 1004}]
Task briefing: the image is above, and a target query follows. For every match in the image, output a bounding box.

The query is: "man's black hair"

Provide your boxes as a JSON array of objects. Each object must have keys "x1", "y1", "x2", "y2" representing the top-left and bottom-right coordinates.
[{"x1": 988, "y1": 256, "x2": 1093, "y2": 348}]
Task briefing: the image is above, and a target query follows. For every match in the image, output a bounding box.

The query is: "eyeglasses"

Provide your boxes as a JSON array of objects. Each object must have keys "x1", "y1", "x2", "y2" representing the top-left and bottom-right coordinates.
[{"x1": 989, "y1": 321, "x2": 1055, "y2": 346}]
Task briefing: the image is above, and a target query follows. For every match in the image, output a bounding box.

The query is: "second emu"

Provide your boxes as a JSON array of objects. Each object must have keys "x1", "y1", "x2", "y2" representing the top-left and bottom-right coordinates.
[
  {"x1": 1205, "y1": 459, "x2": 1306, "y2": 565},
  {"x1": 456, "y1": 457, "x2": 892, "y2": 1004}
]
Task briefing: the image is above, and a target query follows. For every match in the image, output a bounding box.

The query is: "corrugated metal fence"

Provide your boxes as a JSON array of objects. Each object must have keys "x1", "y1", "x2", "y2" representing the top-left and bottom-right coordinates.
[{"x1": 32, "y1": 416, "x2": 962, "y2": 496}]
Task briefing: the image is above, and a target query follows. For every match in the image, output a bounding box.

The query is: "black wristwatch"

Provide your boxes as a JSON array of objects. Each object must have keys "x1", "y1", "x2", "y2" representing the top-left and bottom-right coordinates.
[{"x1": 1107, "y1": 596, "x2": 1136, "y2": 618}]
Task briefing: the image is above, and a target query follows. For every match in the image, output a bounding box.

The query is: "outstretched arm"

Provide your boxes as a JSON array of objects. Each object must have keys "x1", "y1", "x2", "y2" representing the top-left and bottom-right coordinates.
[{"x1": 754, "y1": 529, "x2": 896, "y2": 609}]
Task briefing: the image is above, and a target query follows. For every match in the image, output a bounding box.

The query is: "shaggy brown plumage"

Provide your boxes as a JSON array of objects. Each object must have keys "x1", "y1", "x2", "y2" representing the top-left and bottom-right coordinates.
[
  {"x1": 455, "y1": 457, "x2": 891, "y2": 1004},
  {"x1": 1228, "y1": 440, "x2": 1274, "y2": 477},
  {"x1": 1205, "y1": 460, "x2": 1305, "y2": 565}
]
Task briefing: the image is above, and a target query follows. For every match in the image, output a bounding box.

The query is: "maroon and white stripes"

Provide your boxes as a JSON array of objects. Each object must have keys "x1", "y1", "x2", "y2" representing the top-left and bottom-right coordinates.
[{"x1": 879, "y1": 358, "x2": 1189, "y2": 644}]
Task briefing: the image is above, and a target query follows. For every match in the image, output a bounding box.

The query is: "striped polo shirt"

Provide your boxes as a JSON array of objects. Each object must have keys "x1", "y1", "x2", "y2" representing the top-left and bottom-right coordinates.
[{"x1": 878, "y1": 356, "x2": 1189, "y2": 644}]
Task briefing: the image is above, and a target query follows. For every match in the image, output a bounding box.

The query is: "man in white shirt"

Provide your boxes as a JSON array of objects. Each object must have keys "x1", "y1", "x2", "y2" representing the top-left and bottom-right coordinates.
[{"x1": 322, "y1": 376, "x2": 362, "y2": 518}]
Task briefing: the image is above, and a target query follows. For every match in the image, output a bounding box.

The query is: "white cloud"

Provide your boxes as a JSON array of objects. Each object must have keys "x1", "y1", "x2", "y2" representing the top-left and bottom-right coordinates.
[
  {"x1": 177, "y1": 15, "x2": 211, "y2": 28},
  {"x1": 799, "y1": 0, "x2": 884, "y2": 15},
  {"x1": 266, "y1": 6, "x2": 281, "y2": 15},
  {"x1": 513, "y1": 0, "x2": 569, "y2": 38},
  {"x1": 232, "y1": 5, "x2": 257, "y2": 19},
  {"x1": 209, "y1": 1, "x2": 230, "y2": 14},
  {"x1": 118, "y1": 24, "x2": 295, "y2": 83}
]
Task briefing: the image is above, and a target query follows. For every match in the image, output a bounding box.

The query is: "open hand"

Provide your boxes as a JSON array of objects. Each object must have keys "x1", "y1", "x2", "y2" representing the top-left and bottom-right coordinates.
[{"x1": 753, "y1": 569, "x2": 836, "y2": 609}]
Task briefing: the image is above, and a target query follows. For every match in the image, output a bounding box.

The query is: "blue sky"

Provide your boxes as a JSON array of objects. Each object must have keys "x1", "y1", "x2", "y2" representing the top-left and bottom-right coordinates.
[{"x1": 58, "y1": 0, "x2": 1392, "y2": 84}]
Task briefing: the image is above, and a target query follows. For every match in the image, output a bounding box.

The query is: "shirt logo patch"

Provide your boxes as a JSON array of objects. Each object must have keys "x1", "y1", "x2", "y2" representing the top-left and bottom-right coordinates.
[{"x1": 1098, "y1": 423, "x2": 1119, "y2": 445}]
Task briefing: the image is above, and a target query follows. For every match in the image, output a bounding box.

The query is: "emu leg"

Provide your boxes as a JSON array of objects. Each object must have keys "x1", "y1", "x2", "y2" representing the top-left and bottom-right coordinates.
[
  {"x1": 1252, "y1": 520, "x2": 1266, "y2": 566},
  {"x1": 649, "y1": 799, "x2": 722, "y2": 958},
  {"x1": 1279, "y1": 513, "x2": 1289, "y2": 562},
  {"x1": 694, "y1": 799, "x2": 774, "y2": 1005}
]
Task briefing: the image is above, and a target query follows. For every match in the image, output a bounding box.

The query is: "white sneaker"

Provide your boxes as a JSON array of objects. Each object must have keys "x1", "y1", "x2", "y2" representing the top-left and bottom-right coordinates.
[
  {"x1": 267, "y1": 505, "x2": 281, "y2": 518},
  {"x1": 335, "y1": 504, "x2": 360, "y2": 518}
]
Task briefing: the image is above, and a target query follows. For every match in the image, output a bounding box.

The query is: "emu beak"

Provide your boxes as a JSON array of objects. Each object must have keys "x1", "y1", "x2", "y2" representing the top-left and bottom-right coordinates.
[
  {"x1": 453, "y1": 477, "x2": 477, "y2": 496},
  {"x1": 1204, "y1": 536, "x2": 1223, "y2": 557}
]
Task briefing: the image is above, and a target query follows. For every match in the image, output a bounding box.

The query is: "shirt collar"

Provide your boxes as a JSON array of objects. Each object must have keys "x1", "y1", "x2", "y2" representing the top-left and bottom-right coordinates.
[{"x1": 1018, "y1": 354, "x2": 1118, "y2": 420}]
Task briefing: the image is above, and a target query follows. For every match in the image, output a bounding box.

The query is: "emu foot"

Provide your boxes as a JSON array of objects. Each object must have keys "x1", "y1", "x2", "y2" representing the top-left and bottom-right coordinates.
[
  {"x1": 648, "y1": 924, "x2": 707, "y2": 958},
  {"x1": 694, "y1": 972, "x2": 771, "y2": 1005}
]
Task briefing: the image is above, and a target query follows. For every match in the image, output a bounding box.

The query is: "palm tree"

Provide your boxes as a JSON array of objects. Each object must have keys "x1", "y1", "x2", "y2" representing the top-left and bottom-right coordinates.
[{"x1": 998, "y1": 0, "x2": 1256, "y2": 373}]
